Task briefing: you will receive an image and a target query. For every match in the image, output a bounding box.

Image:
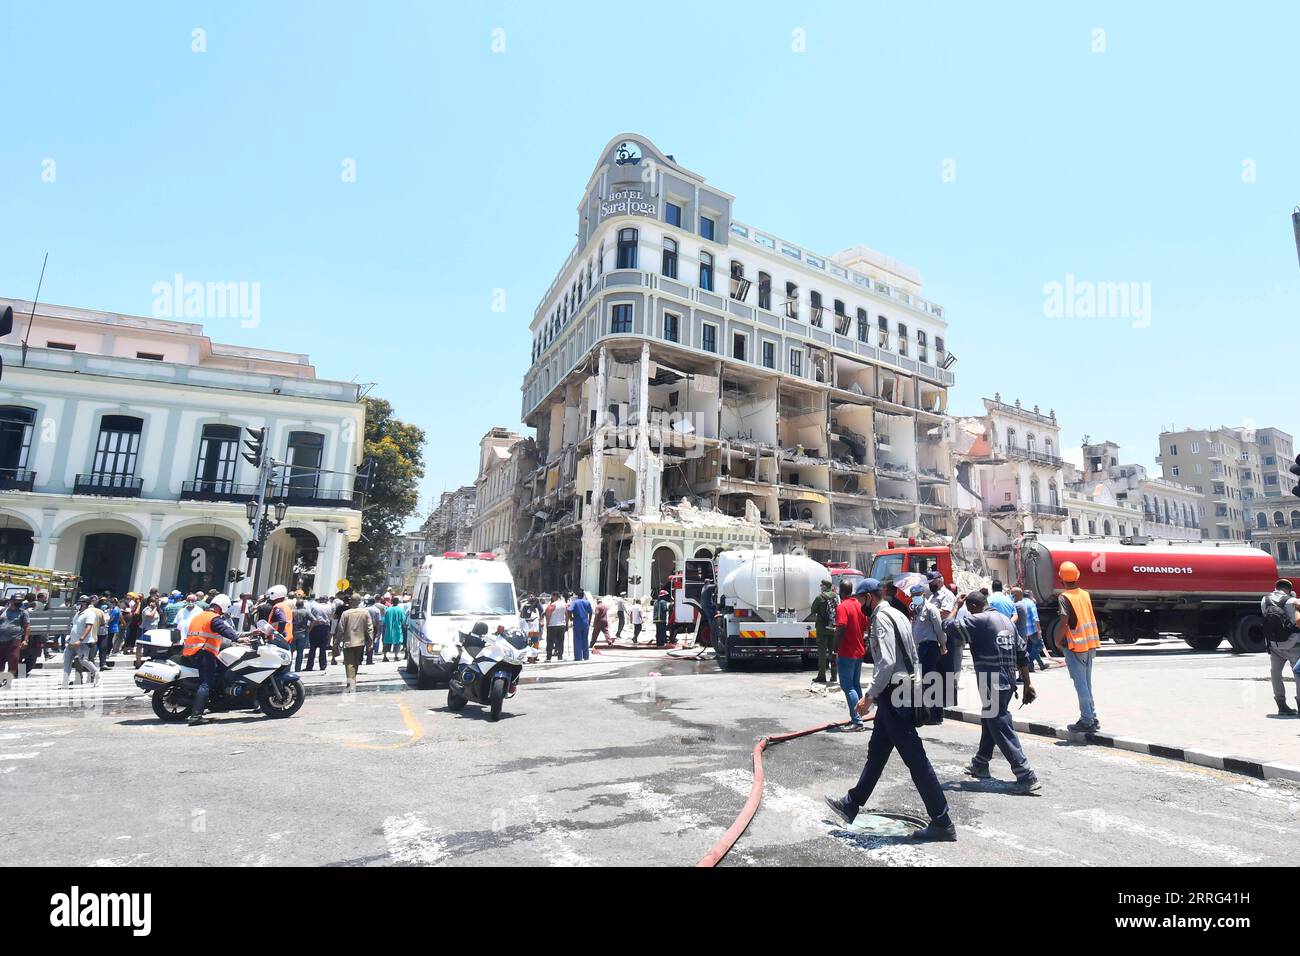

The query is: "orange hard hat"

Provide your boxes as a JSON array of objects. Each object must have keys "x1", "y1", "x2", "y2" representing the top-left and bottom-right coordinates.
[{"x1": 1058, "y1": 561, "x2": 1080, "y2": 583}]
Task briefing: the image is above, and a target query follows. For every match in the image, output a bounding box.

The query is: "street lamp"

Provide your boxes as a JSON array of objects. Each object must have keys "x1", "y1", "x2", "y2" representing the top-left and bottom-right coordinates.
[
  {"x1": 274, "y1": 499, "x2": 289, "y2": 524},
  {"x1": 245, "y1": 499, "x2": 259, "y2": 525}
]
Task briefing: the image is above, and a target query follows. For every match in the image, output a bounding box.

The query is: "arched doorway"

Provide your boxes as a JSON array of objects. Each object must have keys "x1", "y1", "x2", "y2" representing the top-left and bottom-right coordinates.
[
  {"x1": 0, "y1": 523, "x2": 34, "y2": 565},
  {"x1": 80, "y1": 532, "x2": 138, "y2": 597},
  {"x1": 262, "y1": 527, "x2": 321, "y2": 595},
  {"x1": 175, "y1": 535, "x2": 231, "y2": 595},
  {"x1": 694, "y1": 547, "x2": 714, "y2": 560},
  {"x1": 651, "y1": 545, "x2": 677, "y2": 594}
]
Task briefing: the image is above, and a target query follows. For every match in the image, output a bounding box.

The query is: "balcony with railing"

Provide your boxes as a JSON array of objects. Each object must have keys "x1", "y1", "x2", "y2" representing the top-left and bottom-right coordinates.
[
  {"x1": 1004, "y1": 444, "x2": 1064, "y2": 468},
  {"x1": 0, "y1": 468, "x2": 36, "y2": 492},
  {"x1": 74, "y1": 473, "x2": 143, "y2": 497},
  {"x1": 180, "y1": 479, "x2": 362, "y2": 509}
]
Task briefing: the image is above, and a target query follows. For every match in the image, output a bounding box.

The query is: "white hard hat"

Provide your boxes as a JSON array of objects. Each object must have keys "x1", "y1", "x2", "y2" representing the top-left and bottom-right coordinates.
[
  {"x1": 267, "y1": 585, "x2": 288, "y2": 601},
  {"x1": 210, "y1": 593, "x2": 232, "y2": 612}
]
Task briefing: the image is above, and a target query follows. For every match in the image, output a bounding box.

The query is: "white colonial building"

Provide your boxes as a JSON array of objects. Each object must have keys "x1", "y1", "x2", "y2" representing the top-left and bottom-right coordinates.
[
  {"x1": 469, "y1": 427, "x2": 535, "y2": 568},
  {"x1": 0, "y1": 299, "x2": 364, "y2": 597}
]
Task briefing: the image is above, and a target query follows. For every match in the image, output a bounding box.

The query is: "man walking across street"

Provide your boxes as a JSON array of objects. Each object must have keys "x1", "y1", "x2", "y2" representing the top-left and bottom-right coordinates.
[
  {"x1": 824, "y1": 578, "x2": 956, "y2": 842},
  {"x1": 544, "y1": 592, "x2": 568, "y2": 662},
  {"x1": 63, "y1": 596, "x2": 100, "y2": 687},
  {"x1": 946, "y1": 591, "x2": 1041, "y2": 793},
  {"x1": 1261, "y1": 579, "x2": 1300, "y2": 715},
  {"x1": 337, "y1": 594, "x2": 374, "y2": 689},
  {"x1": 811, "y1": 579, "x2": 837, "y2": 684},
  {"x1": 590, "y1": 596, "x2": 610, "y2": 649},
  {"x1": 1055, "y1": 561, "x2": 1101, "y2": 733}
]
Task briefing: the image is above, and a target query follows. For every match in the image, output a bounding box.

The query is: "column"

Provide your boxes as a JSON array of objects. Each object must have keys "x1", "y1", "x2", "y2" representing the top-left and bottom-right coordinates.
[{"x1": 580, "y1": 347, "x2": 608, "y2": 595}]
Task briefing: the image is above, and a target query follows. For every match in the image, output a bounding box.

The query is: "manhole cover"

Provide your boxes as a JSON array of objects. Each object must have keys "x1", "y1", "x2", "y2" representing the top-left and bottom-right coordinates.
[{"x1": 841, "y1": 813, "x2": 920, "y2": 837}]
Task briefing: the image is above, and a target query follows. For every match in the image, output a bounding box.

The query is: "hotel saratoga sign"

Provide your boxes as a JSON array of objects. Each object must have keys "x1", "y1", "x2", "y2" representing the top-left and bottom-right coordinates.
[{"x1": 600, "y1": 185, "x2": 657, "y2": 220}]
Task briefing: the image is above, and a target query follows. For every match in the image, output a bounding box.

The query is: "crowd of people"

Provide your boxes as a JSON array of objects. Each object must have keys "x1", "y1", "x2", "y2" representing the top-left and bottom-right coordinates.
[
  {"x1": 514, "y1": 589, "x2": 677, "y2": 661},
  {"x1": 0, "y1": 585, "x2": 414, "y2": 695},
  {"x1": 820, "y1": 561, "x2": 1102, "y2": 842}
]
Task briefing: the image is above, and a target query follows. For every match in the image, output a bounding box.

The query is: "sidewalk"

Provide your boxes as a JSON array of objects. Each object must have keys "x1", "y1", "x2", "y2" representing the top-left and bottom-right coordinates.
[{"x1": 948, "y1": 638, "x2": 1300, "y2": 778}]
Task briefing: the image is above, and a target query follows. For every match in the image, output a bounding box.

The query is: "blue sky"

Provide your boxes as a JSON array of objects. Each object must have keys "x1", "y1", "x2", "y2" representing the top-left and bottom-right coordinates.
[{"x1": 2, "y1": 1, "x2": 1296, "y2": 522}]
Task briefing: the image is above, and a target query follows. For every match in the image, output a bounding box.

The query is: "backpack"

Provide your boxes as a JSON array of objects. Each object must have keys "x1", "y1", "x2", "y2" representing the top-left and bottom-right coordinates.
[{"x1": 1262, "y1": 593, "x2": 1297, "y2": 643}]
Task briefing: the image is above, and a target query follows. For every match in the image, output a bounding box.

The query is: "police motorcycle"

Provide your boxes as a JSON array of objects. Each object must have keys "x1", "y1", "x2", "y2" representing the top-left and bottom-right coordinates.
[
  {"x1": 444, "y1": 621, "x2": 526, "y2": 721},
  {"x1": 134, "y1": 619, "x2": 304, "y2": 722}
]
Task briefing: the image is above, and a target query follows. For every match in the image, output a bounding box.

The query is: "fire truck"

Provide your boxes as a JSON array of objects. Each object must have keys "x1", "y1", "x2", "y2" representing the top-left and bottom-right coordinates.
[{"x1": 867, "y1": 534, "x2": 1278, "y2": 653}]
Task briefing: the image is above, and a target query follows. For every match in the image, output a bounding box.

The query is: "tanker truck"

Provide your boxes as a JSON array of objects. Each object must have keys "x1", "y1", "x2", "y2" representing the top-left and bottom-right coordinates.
[
  {"x1": 708, "y1": 549, "x2": 831, "y2": 670},
  {"x1": 1013, "y1": 534, "x2": 1277, "y2": 653}
]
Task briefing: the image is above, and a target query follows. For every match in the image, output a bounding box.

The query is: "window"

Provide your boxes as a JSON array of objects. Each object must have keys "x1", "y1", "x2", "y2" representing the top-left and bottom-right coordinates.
[
  {"x1": 1103, "y1": 520, "x2": 1112, "y2": 535},
  {"x1": 699, "y1": 252, "x2": 714, "y2": 291},
  {"x1": 936, "y1": 336, "x2": 945, "y2": 361},
  {"x1": 136, "y1": 351, "x2": 164, "y2": 361},
  {"x1": 661, "y1": 238, "x2": 678, "y2": 279},
  {"x1": 700, "y1": 216, "x2": 715, "y2": 241},
  {"x1": 611, "y1": 303, "x2": 633, "y2": 334},
  {"x1": 1071, "y1": 518, "x2": 1080, "y2": 535},
  {"x1": 897, "y1": 323, "x2": 908, "y2": 356},
  {"x1": 1172, "y1": 465, "x2": 1180, "y2": 476},
  {"x1": 0, "y1": 406, "x2": 35, "y2": 476},
  {"x1": 762, "y1": 341, "x2": 775, "y2": 369},
  {"x1": 916, "y1": 329, "x2": 928, "y2": 362},
  {"x1": 789, "y1": 349, "x2": 802, "y2": 376},
  {"x1": 877, "y1": 315, "x2": 889, "y2": 348},
  {"x1": 1281, "y1": 542, "x2": 1292, "y2": 563},
  {"x1": 857, "y1": 308, "x2": 869, "y2": 342},
  {"x1": 702, "y1": 323, "x2": 717, "y2": 353},
  {"x1": 286, "y1": 431, "x2": 324, "y2": 494},
  {"x1": 1169, "y1": 444, "x2": 1178, "y2": 456},
  {"x1": 92, "y1": 415, "x2": 143, "y2": 479},
  {"x1": 757, "y1": 272, "x2": 771, "y2": 310},
  {"x1": 833, "y1": 300, "x2": 850, "y2": 336},
  {"x1": 732, "y1": 332, "x2": 747, "y2": 361},
  {"x1": 1275, "y1": 511, "x2": 1286, "y2": 528},
  {"x1": 1088, "y1": 520, "x2": 1097, "y2": 535},
  {"x1": 1190, "y1": 442, "x2": 1200, "y2": 453},
  {"x1": 785, "y1": 282, "x2": 799, "y2": 319},
  {"x1": 729, "y1": 261, "x2": 750, "y2": 301},
  {"x1": 1292, "y1": 510, "x2": 1300, "y2": 529},
  {"x1": 193, "y1": 424, "x2": 240, "y2": 491},
  {"x1": 809, "y1": 291, "x2": 823, "y2": 327},
  {"x1": 663, "y1": 312, "x2": 680, "y2": 343},
  {"x1": 616, "y1": 228, "x2": 638, "y2": 269},
  {"x1": 665, "y1": 202, "x2": 682, "y2": 227}
]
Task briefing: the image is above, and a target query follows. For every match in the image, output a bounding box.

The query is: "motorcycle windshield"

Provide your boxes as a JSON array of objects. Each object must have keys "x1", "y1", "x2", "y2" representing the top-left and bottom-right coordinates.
[{"x1": 429, "y1": 583, "x2": 515, "y2": 617}]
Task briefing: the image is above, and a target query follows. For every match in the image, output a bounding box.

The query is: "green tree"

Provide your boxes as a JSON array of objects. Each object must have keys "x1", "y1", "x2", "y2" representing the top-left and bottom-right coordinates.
[{"x1": 346, "y1": 396, "x2": 425, "y2": 591}]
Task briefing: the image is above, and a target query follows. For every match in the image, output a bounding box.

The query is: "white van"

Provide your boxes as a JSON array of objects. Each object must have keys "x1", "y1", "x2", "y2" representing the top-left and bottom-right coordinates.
[{"x1": 405, "y1": 552, "x2": 519, "y2": 688}]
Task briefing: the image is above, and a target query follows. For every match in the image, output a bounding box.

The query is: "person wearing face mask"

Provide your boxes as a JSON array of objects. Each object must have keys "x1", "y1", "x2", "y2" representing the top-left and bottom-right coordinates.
[
  {"x1": 910, "y1": 582, "x2": 947, "y2": 724},
  {"x1": 824, "y1": 578, "x2": 955, "y2": 842}
]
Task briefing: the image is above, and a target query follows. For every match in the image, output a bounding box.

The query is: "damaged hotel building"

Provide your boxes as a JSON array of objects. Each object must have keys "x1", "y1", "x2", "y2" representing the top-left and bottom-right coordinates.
[{"x1": 514, "y1": 135, "x2": 956, "y2": 597}]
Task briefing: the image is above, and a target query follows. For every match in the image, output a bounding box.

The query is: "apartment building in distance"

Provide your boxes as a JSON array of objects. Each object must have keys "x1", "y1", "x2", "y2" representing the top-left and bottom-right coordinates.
[
  {"x1": 1156, "y1": 426, "x2": 1290, "y2": 541},
  {"x1": 469, "y1": 427, "x2": 537, "y2": 570},
  {"x1": 0, "y1": 298, "x2": 365, "y2": 596},
  {"x1": 948, "y1": 396, "x2": 1067, "y2": 578},
  {"x1": 1061, "y1": 462, "x2": 1144, "y2": 540},
  {"x1": 421, "y1": 486, "x2": 477, "y2": 554},
  {"x1": 1079, "y1": 439, "x2": 1202, "y2": 541},
  {"x1": 1249, "y1": 494, "x2": 1300, "y2": 575},
  {"x1": 517, "y1": 134, "x2": 956, "y2": 597}
]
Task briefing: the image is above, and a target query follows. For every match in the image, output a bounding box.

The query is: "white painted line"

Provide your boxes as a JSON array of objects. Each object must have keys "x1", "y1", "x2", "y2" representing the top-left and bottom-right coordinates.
[
  {"x1": 1112, "y1": 738, "x2": 1152, "y2": 754},
  {"x1": 1063, "y1": 808, "x2": 1260, "y2": 866},
  {"x1": 0, "y1": 752, "x2": 40, "y2": 760},
  {"x1": 1183, "y1": 750, "x2": 1227, "y2": 770}
]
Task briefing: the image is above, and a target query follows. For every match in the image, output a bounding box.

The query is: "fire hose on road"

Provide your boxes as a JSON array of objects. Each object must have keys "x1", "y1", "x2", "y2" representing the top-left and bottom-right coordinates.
[{"x1": 695, "y1": 717, "x2": 861, "y2": 867}]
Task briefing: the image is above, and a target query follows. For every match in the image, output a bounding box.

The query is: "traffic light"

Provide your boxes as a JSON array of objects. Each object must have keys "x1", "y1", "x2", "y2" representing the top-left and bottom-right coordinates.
[
  {"x1": 227, "y1": 568, "x2": 246, "y2": 585},
  {"x1": 1290, "y1": 454, "x2": 1300, "y2": 497},
  {"x1": 245, "y1": 540, "x2": 261, "y2": 561},
  {"x1": 242, "y1": 427, "x2": 266, "y2": 469}
]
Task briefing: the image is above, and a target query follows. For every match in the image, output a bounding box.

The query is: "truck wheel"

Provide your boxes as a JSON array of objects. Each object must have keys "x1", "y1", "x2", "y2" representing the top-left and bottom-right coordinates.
[
  {"x1": 1228, "y1": 614, "x2": 1267, "y2": 654},
  {"x1": 1184, "y1": 636, "x2": 1223, "y2": 652},
  {"x1": 715, "y1": 641, "x2": 730, "y2": 671}
]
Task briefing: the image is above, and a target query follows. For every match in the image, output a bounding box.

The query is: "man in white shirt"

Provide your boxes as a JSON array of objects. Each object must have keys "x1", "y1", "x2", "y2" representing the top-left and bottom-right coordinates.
[
  {"x1": 544, "y1": 592, "x2": 569, "y2": 661},
  {"x1": 63, "y1": 596, "x2": 101, "y2": 687}
]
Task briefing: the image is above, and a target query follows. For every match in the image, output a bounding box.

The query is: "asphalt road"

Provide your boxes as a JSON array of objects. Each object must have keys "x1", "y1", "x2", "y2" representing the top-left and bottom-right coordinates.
[{"x1": 4, "y1": 649, "x2": 1298, "y2": 866}]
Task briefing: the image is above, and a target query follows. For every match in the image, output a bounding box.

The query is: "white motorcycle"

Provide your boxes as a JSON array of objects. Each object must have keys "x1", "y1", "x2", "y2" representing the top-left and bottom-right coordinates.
[
  {"x1": 445, "y1": 622, "x2": 526, "y2": 721},
  {"x1": 134, "y1": 627, "x2": 304, "y2": 722}
]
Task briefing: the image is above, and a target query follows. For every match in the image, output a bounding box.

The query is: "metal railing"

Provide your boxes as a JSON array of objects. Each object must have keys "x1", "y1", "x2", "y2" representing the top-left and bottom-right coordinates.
[
  {"x1": 0, "y1": 468, "x2": 36, "y2": 492},
  {"x1": 74, "y1": 473, "x2": 143, "y2": 497}
]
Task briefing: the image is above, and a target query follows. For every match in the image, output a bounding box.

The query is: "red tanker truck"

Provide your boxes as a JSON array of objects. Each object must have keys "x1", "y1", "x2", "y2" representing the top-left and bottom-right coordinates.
[{"x1": 869, "y1": 534, "x2": 1279, "y2": 653}]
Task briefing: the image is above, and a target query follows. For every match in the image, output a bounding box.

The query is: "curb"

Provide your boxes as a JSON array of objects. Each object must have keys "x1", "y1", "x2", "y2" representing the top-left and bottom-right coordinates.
[{"x1": 942, "y1": 707, "x2": 1300, "y2": 784}]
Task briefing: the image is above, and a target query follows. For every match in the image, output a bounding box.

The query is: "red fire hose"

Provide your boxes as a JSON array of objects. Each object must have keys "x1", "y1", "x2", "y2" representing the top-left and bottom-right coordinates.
[{"x1": 695, "y1": 716, "x2": 865, "y2": 867}]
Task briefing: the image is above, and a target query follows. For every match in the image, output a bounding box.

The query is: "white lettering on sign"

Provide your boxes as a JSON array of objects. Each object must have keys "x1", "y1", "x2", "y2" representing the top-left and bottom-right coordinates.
[
  {"x1": 1132, "y1": 565, "x2": 1194, "y2": 574},
  {"x1": 600, "y1": 187, "x2": 657, "y2": 219}
]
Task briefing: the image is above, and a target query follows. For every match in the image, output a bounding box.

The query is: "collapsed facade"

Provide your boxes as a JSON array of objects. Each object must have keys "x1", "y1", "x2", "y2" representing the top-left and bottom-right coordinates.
[{"x1": 516, "y1": 134, "x2": 956, "y2": 598}]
